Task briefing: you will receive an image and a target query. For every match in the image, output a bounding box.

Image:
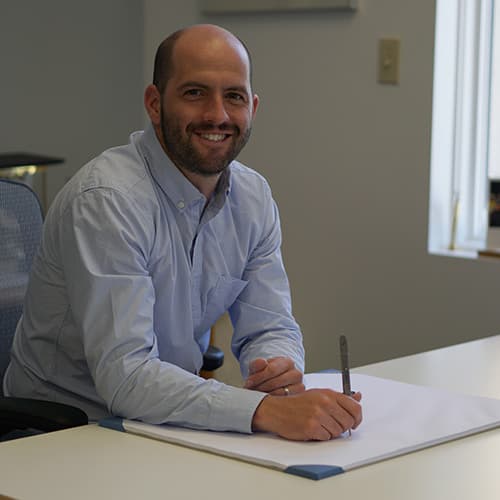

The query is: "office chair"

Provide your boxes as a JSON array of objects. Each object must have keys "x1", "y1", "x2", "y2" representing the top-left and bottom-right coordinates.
[
  {"x1": 0, "y1": 178, "x2": 88, "y2": 438},
  {"x1": 0, "y1": 178, "x2": 222, "y2": 439}
]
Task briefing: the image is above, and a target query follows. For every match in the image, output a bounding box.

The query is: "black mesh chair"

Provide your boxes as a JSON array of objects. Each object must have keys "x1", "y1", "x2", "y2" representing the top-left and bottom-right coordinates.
[
  {"x1": 0, "y1": 179, "x2": 87, "y2": 439},
  {"x1": 0, "y1": 178, "x2": 221, "y2": 438}
]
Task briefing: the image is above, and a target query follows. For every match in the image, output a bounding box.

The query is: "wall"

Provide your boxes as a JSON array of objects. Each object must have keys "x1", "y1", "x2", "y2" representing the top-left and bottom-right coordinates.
[
  {"x1": 1, "y1": 1, "x2": 144, "y2": 205},
  {"x1": 6, "y1": 1, "x2": 498, "y2": 384},
  {"x1": 144, "y1": 0, "x2": 500, "y2": 381}
]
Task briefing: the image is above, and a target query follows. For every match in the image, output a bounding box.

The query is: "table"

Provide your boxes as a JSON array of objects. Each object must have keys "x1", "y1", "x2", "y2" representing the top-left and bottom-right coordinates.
[{"x1": 1, "y1": 335, "x2": 500, "y2": 500}]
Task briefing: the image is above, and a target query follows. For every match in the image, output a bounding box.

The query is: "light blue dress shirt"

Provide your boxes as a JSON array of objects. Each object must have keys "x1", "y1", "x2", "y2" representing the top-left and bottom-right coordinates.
[{"x1": 4, "y1": 125, "x2": 304, "y2": 433}]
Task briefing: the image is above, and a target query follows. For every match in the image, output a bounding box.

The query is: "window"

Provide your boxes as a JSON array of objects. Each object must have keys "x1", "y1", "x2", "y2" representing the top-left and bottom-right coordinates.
[{"x1": 428, "y1": 0, "x2": 496, "y2": 256}]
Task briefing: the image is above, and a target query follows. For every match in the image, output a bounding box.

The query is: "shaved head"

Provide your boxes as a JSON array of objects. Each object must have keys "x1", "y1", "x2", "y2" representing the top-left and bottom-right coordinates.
[
  {"x1": 152, "y1": 24, "x2": 253, "y2": 95},
  {"x1": 143, "y1": 23, "x2": 259, "y2": 194}
]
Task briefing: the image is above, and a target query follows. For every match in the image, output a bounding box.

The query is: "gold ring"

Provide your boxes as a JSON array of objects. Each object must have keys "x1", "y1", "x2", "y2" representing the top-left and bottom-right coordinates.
[{"x1": 283, "y1": 386, "x2": 290, "y2": 396}]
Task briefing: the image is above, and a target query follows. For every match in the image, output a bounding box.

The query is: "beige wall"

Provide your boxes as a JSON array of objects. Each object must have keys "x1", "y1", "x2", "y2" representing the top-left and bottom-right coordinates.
[
  {"x1": 145, "y1": 0, "x2": 500, "y2": 382},
  {"x1": 6, "y1": 1, "x2": 498, "y2": 384},
  {"x1": 1, "y1": 1, "x2": 144, "y2": 204}
]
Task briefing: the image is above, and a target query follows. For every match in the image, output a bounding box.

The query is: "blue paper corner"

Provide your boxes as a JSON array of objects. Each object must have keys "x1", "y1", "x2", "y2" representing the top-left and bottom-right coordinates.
[
  {"x1": 99, "y1": 417, "x2": 125, "y2": 432},
  {"x1": 285, "y1": 464, "x2": 344, "y2": 480}
]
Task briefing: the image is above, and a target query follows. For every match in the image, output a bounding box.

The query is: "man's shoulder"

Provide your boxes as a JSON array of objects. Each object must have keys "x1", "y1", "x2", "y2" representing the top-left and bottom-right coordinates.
[
  {"x1": 66, "y1": 134, "x2": 153, "y2": 197},
  {"x1": 229, "y1": 161, "x2": 271, "y2": 195},
  {"x1": 50, "y1": 132, "x2": 158, "y2": 218},
  {"x1": 80, "y1": 135, "x2": 149, "y2": 194}
]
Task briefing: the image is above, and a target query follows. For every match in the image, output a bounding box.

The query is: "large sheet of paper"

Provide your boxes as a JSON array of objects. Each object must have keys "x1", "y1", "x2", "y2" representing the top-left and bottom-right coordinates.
[{"x1": 100, "y1": 373, "x2": 500, "y2": 480}]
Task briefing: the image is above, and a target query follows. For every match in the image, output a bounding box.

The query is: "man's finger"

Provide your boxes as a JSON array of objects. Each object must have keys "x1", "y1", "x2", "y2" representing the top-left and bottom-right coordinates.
[
  {"x1": 268, "y1": 382, "x2": 306, "y2": 396},
  {"x1": 245, "y1": 357, "x2": 296, "y2": 389},
  {"x1": 248, "y1": 358, "x2": 268, "y2": 375},
  {"x1": 250, "y1": 368, "x2": 303, "y2": 392},
  {"x1": 245, "y1": 358, "x2": 269, "y2": 388}
]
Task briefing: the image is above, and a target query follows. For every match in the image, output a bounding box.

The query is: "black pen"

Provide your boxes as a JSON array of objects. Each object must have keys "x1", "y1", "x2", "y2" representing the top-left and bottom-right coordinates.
[{"x1": 339, "y1": 334, "x2": 353, "y2": 436}]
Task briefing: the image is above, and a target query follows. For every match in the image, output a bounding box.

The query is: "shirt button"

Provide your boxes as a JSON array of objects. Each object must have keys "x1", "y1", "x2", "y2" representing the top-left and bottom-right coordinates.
[{"x1": 177, "y1": 200, "x2": 185, "y2": 209}]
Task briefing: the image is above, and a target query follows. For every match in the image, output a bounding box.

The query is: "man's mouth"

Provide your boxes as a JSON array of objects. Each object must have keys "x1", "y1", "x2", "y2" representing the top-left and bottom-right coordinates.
[{"x1": 198, "y1": 132, "x2": 228, "y2": 142}]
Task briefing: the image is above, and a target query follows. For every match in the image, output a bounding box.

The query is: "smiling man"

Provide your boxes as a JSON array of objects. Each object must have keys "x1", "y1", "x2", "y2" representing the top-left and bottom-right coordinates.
[
  {"x1": 4, "y1": 24, "x2": 362, "y2": 441},
  {"x1": 149, "y1": 27, "x2": 256, "y2": 187}
]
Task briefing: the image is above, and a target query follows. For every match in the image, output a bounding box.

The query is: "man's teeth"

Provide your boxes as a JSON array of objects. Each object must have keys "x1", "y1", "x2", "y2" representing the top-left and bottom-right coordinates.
[{"x1": 201, "y1": 133, "x2": 225, "y2": 142}]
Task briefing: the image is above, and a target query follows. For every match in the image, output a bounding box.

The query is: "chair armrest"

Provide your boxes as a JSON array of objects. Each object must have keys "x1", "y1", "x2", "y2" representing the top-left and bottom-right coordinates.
[
  {"x1": 202, "y1": 345, "x2": 224, "y2": 372},
  {"x1": 0, "y1": 397, "x2": 88, "y2": 435}
]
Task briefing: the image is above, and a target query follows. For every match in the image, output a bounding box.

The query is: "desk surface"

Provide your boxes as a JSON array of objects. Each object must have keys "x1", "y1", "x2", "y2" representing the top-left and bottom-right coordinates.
[{"x1": 2, "y1": 335, "x2": 500, "y2": 500}]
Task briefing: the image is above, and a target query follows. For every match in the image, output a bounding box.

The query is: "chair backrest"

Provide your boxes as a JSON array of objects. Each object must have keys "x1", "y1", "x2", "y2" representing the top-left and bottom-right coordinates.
[{"x1": 0, "y1": 179, "x2": 43, "y2": 391}]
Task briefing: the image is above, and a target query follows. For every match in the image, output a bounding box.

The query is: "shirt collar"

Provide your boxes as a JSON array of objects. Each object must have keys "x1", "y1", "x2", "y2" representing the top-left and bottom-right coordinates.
[{"x1": 135, "y1": 124, "x2": 232, "y2": 212}]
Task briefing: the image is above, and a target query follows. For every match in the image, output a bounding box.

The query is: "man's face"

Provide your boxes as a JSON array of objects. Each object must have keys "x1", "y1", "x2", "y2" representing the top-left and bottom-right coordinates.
[{"x1": 158, "y1": 37, "x2": 258, "y2": 177}]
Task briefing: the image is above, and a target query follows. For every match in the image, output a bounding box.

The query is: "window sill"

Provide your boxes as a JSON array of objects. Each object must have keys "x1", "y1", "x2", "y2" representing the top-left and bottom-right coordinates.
[
  {"x1": 429, "y1": 248, "x2": 478, "y2": 259},
  {"x1": 430, "y1": 247, "x2": 500, "y2": 260}
]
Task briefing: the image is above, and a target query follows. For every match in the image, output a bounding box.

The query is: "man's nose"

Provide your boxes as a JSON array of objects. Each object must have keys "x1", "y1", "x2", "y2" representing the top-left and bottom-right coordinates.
[{"x1": 202, "y1": 94, "x2": 230, "y2": 125}]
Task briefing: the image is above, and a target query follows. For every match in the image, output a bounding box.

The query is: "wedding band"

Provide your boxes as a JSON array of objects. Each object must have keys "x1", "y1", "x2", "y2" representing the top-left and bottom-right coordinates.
[{"x1": 283, "y1": 386, "x2": 290, "y2": 396}]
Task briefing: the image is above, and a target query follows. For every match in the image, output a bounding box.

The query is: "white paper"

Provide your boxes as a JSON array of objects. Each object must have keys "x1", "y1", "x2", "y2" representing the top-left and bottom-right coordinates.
[{"x1": 120, "y1": 374, "x2": 500, "y2": 474}]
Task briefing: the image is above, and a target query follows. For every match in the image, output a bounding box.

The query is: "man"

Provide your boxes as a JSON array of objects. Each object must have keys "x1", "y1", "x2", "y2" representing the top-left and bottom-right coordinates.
[{"x1": 4, "y1": 24, "x2": 362, "y2": 441}]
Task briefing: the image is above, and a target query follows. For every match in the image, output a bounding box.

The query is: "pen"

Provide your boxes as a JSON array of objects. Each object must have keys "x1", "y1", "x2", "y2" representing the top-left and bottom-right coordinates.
[{"x1": 339, "y1": 334, "x2": 353, "y2": 436}]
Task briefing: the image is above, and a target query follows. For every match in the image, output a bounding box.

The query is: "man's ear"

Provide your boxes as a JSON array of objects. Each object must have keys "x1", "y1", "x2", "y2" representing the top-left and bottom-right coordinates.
[
  {"x1": 252, "y1": 93, "x2": 260, "y2": 119},
  {"x1": 144, "y1": 84, "x2": 161, "y2": 125}
]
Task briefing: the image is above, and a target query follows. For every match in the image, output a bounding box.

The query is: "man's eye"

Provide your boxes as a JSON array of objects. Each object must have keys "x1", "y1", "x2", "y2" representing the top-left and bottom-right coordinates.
[
  {"x1": 184, "y1": 89, "x2": 203, "y2": 98},
  {"x1": 227, "y1": 93, "x2": 245, "y2": 102}
]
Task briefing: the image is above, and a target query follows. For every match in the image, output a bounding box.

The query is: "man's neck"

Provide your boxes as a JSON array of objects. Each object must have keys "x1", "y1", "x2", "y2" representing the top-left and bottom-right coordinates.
[
  {"x1": 153, "y1": 125, "x2": 222, "y2": 200},
  {"x1": 177, "y1": 168, "x2": 221, "y2": 200}
]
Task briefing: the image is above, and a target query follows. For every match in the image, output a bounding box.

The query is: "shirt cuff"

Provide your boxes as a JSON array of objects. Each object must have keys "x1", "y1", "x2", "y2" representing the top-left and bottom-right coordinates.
[{"x1": 209, "y1": 384, "x2": 267, "y2": 434}]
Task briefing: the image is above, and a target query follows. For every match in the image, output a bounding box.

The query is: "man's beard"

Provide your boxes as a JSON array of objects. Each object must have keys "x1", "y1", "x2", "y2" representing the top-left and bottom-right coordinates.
[{"x1": 160, "y1": 106, "x2": 251, "y2": 177}]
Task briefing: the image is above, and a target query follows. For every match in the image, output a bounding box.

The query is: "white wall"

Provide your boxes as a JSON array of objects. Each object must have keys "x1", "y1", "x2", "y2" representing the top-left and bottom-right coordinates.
[
  {"x1": 1, "y1": 1, "x2": 144, "y2": 204},
  {"x1": 144, "y1": 0, "x2": 500, "y2": 375}
]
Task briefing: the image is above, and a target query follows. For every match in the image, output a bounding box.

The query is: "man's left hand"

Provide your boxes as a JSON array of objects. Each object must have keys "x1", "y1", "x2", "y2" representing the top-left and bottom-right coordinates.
[{"x1": 244, "y1": 357, "x2": 305, "y2": 396}]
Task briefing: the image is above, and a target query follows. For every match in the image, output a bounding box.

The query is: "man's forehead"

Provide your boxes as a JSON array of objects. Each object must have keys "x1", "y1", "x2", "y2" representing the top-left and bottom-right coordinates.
[
  {"x1": 169, "y1": 43, "x2": 250, "y2": 85},
  {"x1": 172, "y1": 27, "x2": 249, "y2": 70}
]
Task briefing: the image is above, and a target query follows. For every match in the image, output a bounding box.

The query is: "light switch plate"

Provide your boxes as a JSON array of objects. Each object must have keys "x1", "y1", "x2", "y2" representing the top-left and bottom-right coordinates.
[{"x1": 378, "y1": 38, "x2": 400, "y2": 85}]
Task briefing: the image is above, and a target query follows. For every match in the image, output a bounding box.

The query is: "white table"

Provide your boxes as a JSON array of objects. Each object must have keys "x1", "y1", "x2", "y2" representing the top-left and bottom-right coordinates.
[{"x1": 2, "y1": 336, "x2": 500, "y2": 500}]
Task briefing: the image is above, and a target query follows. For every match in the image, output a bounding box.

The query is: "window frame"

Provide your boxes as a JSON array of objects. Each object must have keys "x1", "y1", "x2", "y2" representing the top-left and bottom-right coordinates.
[{"x1": 428, "y1": 0, "x2": 495, "y2": 255}]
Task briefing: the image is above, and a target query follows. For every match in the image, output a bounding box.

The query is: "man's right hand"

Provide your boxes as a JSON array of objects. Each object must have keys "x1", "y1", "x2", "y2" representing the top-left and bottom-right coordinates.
[{"x1": 251, "y1": 389, "x2": 362, "y2": 441}]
